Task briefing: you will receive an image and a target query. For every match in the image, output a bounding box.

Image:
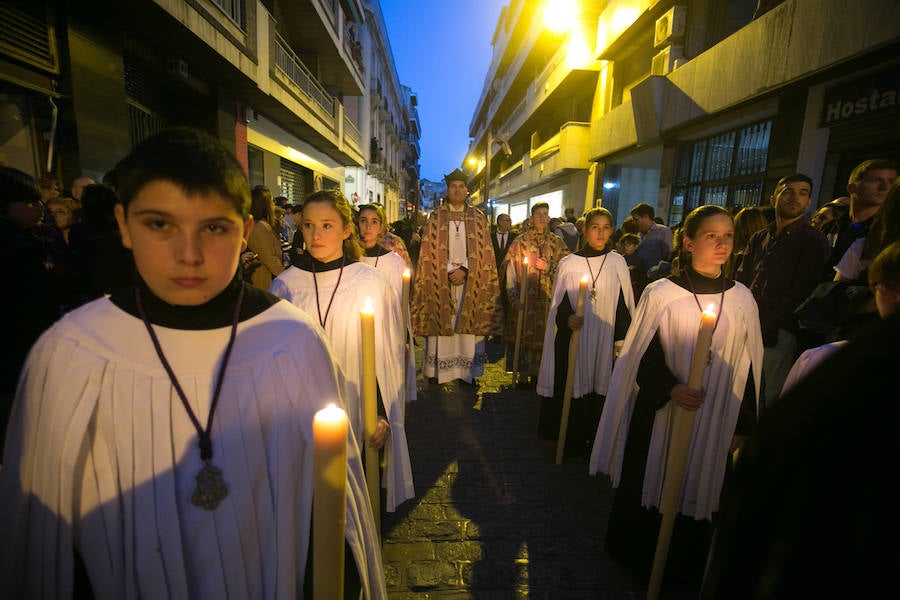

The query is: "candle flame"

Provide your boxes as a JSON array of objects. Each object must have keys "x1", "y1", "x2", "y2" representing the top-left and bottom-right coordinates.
[
  {"x1": 402, "y1": 268, "x2": 411, "y2": 279},
  {"x1": 703, "y1": 303, "x2": 717, "y2": 317},
  {"x1": 317, "y1": 403, "x2": 346, "y2": 421},
  {"x1": 523, "y1": 256, "x2": 529, "y2": 265},
  {"x1": 361, "y1": 297, "x2": 374, "y2": 314},
  {"x1": 581, "y1": 274, "x2": 590, "y2": 283}
]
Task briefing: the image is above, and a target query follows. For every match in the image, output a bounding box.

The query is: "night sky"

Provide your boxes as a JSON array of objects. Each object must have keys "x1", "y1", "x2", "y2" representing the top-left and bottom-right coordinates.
[{"x1": 380, "y1": 0, "x2": 507, "y2": 182}]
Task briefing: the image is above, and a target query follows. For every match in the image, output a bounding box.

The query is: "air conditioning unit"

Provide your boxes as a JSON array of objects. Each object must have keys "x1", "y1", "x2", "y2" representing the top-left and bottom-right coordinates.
[
  {"x1": 654, "y1": 5, "x2": 687, "y2": 49},
  {"x1": 651, "y1": 45, "x2": 683, "y2": 76},
  {"x1": 167, "y1": 58, "x2": 189, "y2": 79}
]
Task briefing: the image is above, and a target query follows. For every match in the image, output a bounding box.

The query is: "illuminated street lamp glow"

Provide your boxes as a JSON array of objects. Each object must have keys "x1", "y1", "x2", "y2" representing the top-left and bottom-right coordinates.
[{"x1": 543, "y1": 0, "x2": 578, "y2": 34}]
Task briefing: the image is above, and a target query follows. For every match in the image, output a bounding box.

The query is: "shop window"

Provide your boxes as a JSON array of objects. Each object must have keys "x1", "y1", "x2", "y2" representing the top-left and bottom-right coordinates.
[{"x1": 668, "y1": 119, "x2": 771, "y2": 225}]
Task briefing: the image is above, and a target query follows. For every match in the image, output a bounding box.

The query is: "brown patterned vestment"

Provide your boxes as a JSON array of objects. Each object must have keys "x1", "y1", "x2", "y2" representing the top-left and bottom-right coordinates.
[
  {"x1": 501, "y1": 229, "x2": 570, "y2": 375},
  {"x1": 411, "y1": 204, "x2": 502, "y2": 336}
]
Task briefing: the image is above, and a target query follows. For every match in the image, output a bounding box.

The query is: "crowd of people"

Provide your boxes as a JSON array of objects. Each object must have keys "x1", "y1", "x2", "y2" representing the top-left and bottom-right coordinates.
[{"x1": 1, "y1": 127, "x2": 896, "y2": 597}]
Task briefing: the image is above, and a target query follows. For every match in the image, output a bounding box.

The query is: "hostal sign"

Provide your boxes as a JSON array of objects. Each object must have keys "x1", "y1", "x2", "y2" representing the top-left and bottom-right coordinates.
[{"x1": 820, "y1": 67, "x2": 899, "y2": 127}]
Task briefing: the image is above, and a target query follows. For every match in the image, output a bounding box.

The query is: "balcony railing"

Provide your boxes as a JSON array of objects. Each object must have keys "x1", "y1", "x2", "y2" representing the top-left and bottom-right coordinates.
[
  {"x1": 274, "y1": 34, "x2": 335, "y2": 117},
  {"x1": 344, "y1": 115, "x2": 361, "y2": 145}
]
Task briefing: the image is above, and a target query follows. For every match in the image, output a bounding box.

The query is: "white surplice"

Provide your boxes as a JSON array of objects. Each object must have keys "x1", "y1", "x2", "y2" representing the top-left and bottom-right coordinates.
[
  {"x1": 270, "y1": 262, "x2": 414, "y2": 512},
  {"x1": 536, "y1": 252, "x2": 635, "y2": 398},
  {"x1": 360, "y1": 251, "x2": 417, "y2": 402},
  {"x1": 0, "y1": 298, "x2": 386, "y2": 599},
  {"x1": 589, "y1": 278, "x2": 763, "y2": 520}
]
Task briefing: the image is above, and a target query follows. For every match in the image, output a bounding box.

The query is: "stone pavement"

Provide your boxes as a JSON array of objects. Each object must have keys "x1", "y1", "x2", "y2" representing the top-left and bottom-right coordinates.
[{"x1": 380, "y1": 341, "x2": 685, "y2": 599}]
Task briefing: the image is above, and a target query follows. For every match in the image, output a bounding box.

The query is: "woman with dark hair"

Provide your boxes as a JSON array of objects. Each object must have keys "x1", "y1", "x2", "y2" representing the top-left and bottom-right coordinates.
[
  {"x1": 246, "y1": 185, "x2": 284, "y2": 289},
  {"x1": 536, "y1": 207, "x2": 634, "y2": 455},
  {"x1": 270, "y1": 190, "x2": 414, "y2": 512},
  {"x1": 590, "y1": 205, "x2": 763, "y2": 592}
]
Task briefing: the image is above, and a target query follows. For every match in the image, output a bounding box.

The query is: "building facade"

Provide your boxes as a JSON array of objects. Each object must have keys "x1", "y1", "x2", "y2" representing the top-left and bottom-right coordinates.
[
  {"x1": 589, "y1": 0, "x2": 900, "y2": 226},
  {"x1": 0, "y1": 0, "x2": 417, "y2": 220},
  {"x1": 466, "y1": 0, "x2": 602, "y2": 224},
  {"x1": 468, "y1": 0, "x2": 899, "y2": 229}
]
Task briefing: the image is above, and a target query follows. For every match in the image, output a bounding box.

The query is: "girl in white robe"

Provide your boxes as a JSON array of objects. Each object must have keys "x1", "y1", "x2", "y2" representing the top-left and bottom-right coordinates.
[
  {"x1": 270, "y1": 191, "x2": 414, "y2": 513},
  {"x1": 589, "y1": 205, "x2": 763, "y2": 590},
  {"x1": 358, "y1": 203, "x2": 416, "y2": 403},
  {"x1": 0, "y1": 129, "x2": 386, "y2": 599},
  {"x1": 536, "y1": 208, "x2": 635, "y2": 455}
]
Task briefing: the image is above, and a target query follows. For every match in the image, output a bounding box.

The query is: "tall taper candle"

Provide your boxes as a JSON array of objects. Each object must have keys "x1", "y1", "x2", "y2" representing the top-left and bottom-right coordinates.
[
  {"x1": 360, "y1": 297, "x2": 381, "y2": 537},
  {"x1": 511, "y1": 256, "x2": 530, "y2": 386},
  {"x1": 401, "y1": 268, "x2": 411, "y2": 326},
  {"x1": 647, "y1": 305, "x2": 716, "y2": 600},
  {"x1": 313, "y1": 404, "x2": 348, "y2": 600},
  {"x1": 556, "y1": 274, "x2": 591, "y2": 464}
]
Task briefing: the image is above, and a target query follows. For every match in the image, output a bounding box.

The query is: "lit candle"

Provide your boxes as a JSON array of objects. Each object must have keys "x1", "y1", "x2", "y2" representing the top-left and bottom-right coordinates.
[
  {"x1": 359, "y1": 297, "x2": 381, "y2": 535},
  {"x1": 555, "y1": 274, "x2": 592, "y2": 465},
  {"x1": 575, "y1": 274, "x2": 589, "y2": 317},
  {"x1": 648, "y1": 304, "x2": 717, "y2": 599},
  {"x1": 313, "y1": 404, "x2": 348, "y2": 600},
  {"x1": 401, "y1": 268, "x2": 411, "y2": 325},
  {"x1": 511, "y1": 256, "x2": 530, "y2": 386}
]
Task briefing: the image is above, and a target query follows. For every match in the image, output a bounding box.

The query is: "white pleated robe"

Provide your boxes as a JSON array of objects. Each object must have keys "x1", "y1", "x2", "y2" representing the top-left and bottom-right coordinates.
[
  {"x1": 589, "y1": 278, "x2": 763, "y2": 520},
  {"x1": 536, "y1": 252, "x2": 635, "y2": 398},
  {"x1": 0, "y1": 298, "x2": 386, "y2": 599},
  {"x1": 270, "y1": 262, "x2": 415, "y2": 512}
]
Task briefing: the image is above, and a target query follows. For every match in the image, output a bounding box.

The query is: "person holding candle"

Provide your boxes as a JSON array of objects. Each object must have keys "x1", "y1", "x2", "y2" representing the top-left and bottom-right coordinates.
[
  {"x1": 270, "y1": 190, "x2": 414, "y2": 512},
  {"x1": 411, "y1": 168, "x2": 502, "y2": 385},
  {"x1": 358, "y1": 202, "x2": 416, "y2": 403},
  {"x1": 536, "y1": 207, "x2": 634, "y2": 456},
  {"x1": 0, "y1": 129, "x2": 387, "y2": 598},
  {"x1": 503, "y1": 202, "x2": 570, "y2": 385},
  {"x1": 589, "y1": 205, "x2": 763, "y2": 592}
]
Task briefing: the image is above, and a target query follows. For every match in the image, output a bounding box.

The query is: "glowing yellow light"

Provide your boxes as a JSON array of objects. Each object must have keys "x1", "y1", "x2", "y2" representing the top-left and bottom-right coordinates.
[
  {"x1": 543, "y1": 0, "x2": 578, "y2": 34},
  {"x1": 467, "y1": 156, "x2": 478, "y2": 167}
]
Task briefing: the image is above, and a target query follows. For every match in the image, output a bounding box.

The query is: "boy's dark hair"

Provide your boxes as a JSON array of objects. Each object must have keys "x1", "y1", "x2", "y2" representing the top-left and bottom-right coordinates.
[
  {"x1": 0, "y1": 166, "x2": 41, "y2": 213},
  {"x1": 114, "y1": 128, "x2": 250, "y2": 217},
  {"x1": 630, "y1": 202, "x2": 655, "y2": 219}
]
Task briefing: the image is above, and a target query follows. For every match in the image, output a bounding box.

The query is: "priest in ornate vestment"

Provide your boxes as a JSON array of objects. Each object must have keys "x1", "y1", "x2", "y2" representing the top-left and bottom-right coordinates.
[{"x1": 411, "y1": 169, "x2": 502, "y2": 384}]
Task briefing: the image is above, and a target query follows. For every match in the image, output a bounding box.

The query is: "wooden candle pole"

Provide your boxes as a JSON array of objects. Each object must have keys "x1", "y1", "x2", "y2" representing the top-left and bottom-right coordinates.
[
  {"x1": 511, "y1": 256, "x2": 529, "y2": 386},
  {"x1": 313, "y1": 404, "x2": 348, "y2": 600},
  {"x1": 555, "y1": 274, "x2": 590, "y2": 465},
  {"x1": 360, "y1": 297, "x2": 381, "y2": 538},
  {"x1": 647, "y1": 306, "x2": 717, "y2": 600}
]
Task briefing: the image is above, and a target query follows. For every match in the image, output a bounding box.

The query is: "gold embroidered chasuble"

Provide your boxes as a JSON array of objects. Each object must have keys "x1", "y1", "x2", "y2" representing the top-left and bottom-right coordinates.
[{"x1": 411, "y1": 204, "x2": 502, "y2": 336}]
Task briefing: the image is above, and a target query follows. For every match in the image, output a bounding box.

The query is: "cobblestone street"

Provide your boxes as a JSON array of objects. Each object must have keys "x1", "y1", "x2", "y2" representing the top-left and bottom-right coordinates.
[{"x1": 381, "y1": 340, "x2": 653, "y2": 599}]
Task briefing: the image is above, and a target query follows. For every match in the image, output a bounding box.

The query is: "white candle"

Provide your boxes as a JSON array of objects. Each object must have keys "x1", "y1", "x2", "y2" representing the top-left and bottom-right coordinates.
[
  {"x1": 359, "y1": 297, "x2": 381, "y2": 536},
  {"x1": 575, "y1": 274, "x2": 589, "y2": 317},
  {"x1": 313, "y1": 404, "x2": 348, "y2": 600},
  {"x1": 401, "y1": 268, "x2": 411, "y2": 325}
]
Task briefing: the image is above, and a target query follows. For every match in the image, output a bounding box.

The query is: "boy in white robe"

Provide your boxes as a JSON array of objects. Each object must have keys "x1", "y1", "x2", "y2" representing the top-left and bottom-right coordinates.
[{"x1": 0, "y1": 129, "x2": 387, "y2": 599}]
